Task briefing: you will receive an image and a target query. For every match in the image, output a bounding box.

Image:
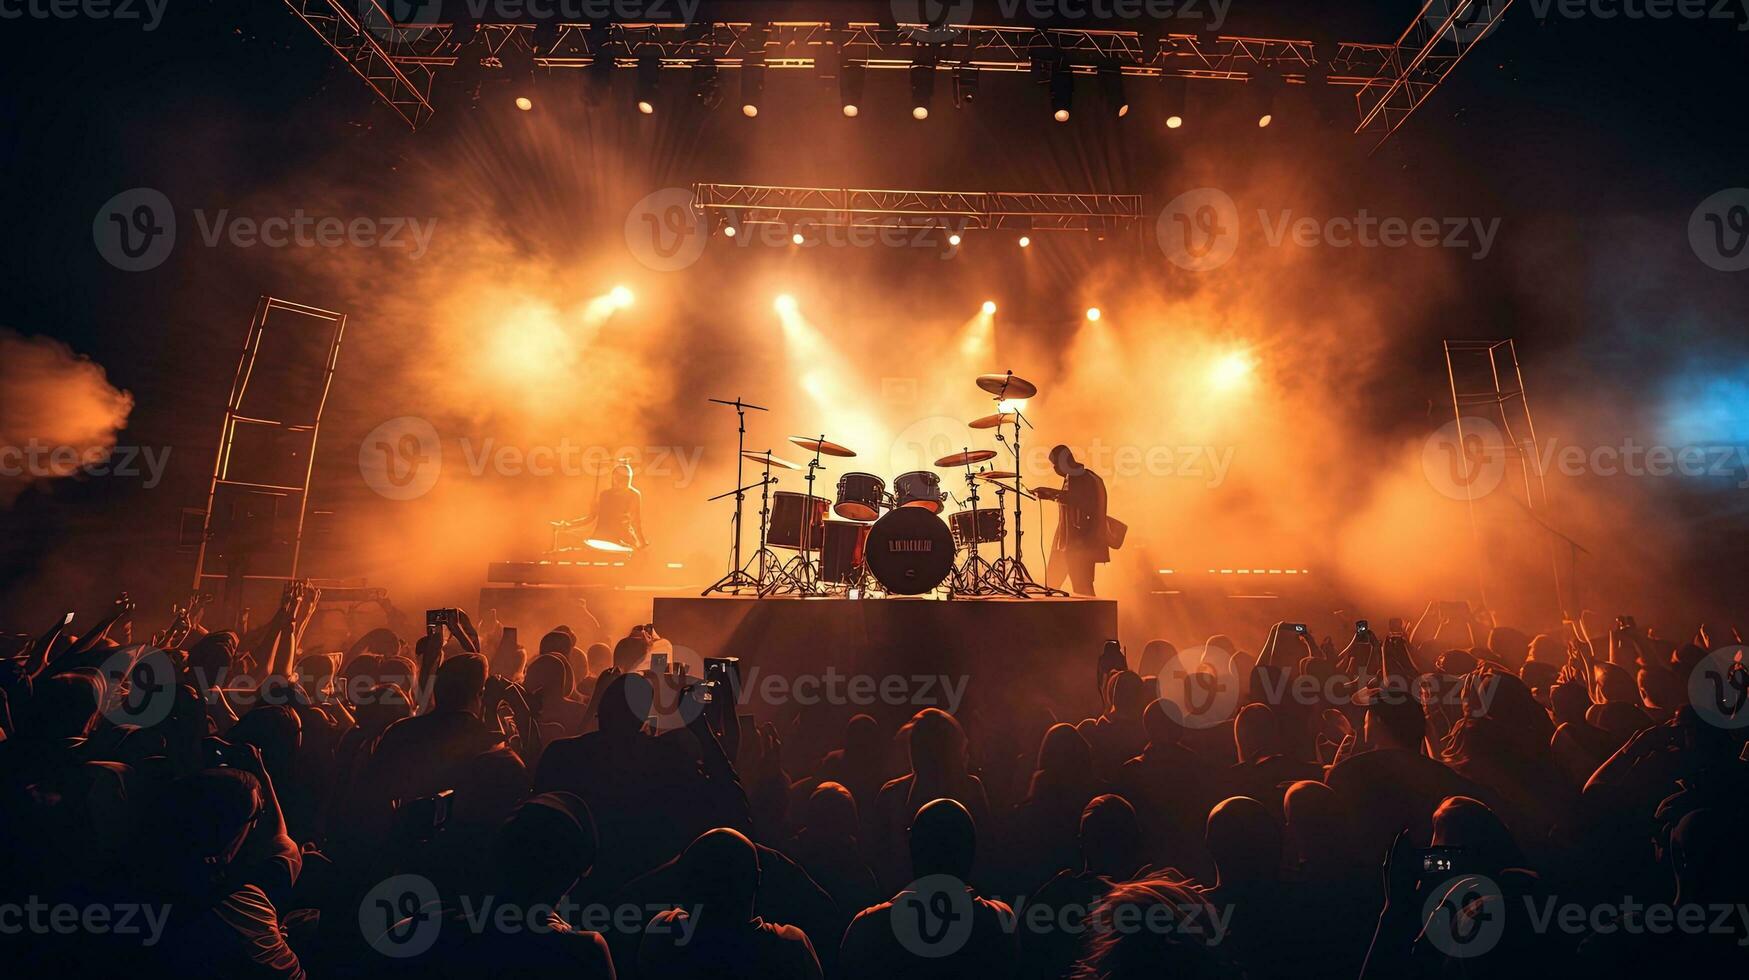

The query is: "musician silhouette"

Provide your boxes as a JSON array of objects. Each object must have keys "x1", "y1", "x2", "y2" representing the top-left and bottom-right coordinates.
[
  {"x1": 593, "y1": 462, "x2": 648, "y2": 550},
  {"x1": 1038, "y1": 445, "x2": 1109, "y2": 596}
]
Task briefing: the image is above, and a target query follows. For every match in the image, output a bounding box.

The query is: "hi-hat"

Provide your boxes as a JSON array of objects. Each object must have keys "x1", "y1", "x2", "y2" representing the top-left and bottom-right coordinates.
[
  {"x1": 936, "y1": 449, "x2": 998, "y2": 467},
  {"x1": 741, "y1": 450, "x2": 800, "y2": 470},
  {"x1": 789, "y1": 435, "x2": 857, "y2": 457},
  {"x1": 968, "y1": 412, "x2": 1017, "y2": 430},
  {"x1": 975, "y1": 470, "x2": 1021, "y2": 482},
  {"x1": 976, "y1": 372, "x2": 1038, "y2": 399}
]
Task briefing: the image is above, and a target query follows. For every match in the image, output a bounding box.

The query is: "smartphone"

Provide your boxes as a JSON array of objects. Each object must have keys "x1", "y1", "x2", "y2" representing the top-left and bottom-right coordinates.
[
  {"x1": 1356, "y1": 619, "x2": 1371, "y2": 634},
  {"x1": 62, "y1": 612, "x2": 75, "y2": 626},
  {"x1": 1284, "y1": 623, "x2": 1308, "y2": 635},
  {"x1": 703, "y1": 657, "x2": 741, "y2": 709},
  {"x1": 650, "y1": 651, "x2": 669, "y2": 676},
  {"x1": 501, "y1": 626, "x2": 519, "y2": 649},
  {"x1": 425, "y1": 608, "x2": 446, "y2": 635},
  {"x1": 1418, "y1": 845, "x2": 1467, "y2": 877},
  {"x1": 1387, "y1": 617, "x2": 1406, "y2": 638}
]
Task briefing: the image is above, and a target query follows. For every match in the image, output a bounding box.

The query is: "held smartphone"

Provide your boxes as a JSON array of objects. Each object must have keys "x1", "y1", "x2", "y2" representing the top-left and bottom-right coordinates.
[
  {"x1": 501, "y1": 626, "x2": 518, "y2": 649},
  {"x1": 1418, "y1": 845, "x2": 1467, "y2": 878},
  {"x1": 1284, "y1": 623, "x2": 1308, "y2": 635},
  {"x1": 62, "y1": 612, "x2": 75, "y2": 626},
  {"x1": 1356, "y1": 619, "x2": 1371, "y2": 634},
  {"x1": 1387, "y1": 617, "x2": 1406, "y2": 638},
  {"x1": 650, "y1": 651, "x2": 669, "y2": 676},
  {"x1": 426, "y1": 608, "x2": 452, "y2": 635},
  {"x1": 702, "y1": 657, "x2": 742, "y2": 708}
]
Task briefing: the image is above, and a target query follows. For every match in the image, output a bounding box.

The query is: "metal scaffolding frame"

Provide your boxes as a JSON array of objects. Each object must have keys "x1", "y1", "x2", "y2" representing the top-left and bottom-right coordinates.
[
  {"x1": 692, "y1": 184, "x2": 1144, "y2": 236},
  {"x1": 282, "y1": 3, "x2": 1514, "y2": 146}
]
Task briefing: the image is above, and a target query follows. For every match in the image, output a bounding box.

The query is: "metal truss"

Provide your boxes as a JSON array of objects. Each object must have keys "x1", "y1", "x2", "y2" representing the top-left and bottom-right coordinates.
[
  {"x1": 283, "y1": 5, "x2": 1512, "y2": 146},
  {"x1": 692, "y1": 184, "x2": 1144, "y2": 235}
]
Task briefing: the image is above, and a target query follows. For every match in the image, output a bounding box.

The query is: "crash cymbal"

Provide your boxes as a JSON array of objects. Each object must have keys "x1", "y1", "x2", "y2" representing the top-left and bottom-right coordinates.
[
  {"x1": 968, "y1": 412, "x2": 1017, "y2": 430},
  {"x1": 789, "y1": 435, "x2": 857, "y2": 458},
  {"x1": 975, "y1": 372, "x2": 1038, "y2": 399},
  {"x1": 741, "y1": 450, "x2": 800, "y2": 470},
  {"x1": 975, "y1": 470, "x2": 1021, "y2": 482},
  {"x1": 935, "y1": 449, "x2": 998, "y2": 467}
]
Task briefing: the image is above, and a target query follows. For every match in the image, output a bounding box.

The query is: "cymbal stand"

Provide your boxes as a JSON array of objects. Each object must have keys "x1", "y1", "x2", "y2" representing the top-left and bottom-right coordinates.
[
  {"x1": 949, "y1": 458, "x2": 1006, "y2": 597},
  {"x1": 703, "y1": 396, "x2": 768, "y2": 595},
  {"x1": 996, "y1": 406, "x2": 1067, "y2": 597},
  {"x1": 763, "y1": 435, "x2": 827, "y2": 597}
]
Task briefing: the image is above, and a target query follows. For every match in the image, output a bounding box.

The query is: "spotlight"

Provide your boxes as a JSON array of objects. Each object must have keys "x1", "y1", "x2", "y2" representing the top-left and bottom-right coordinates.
[
  {"x1": 1249, "y1": 66, "x2": 1283, "y2": 128},
  {"x1": 1018, "y1": 235, "x2": 1031, "y2": 248},
  {"x1": 1163, "y1": 76, "x2": 1186, "y2": 129},
  {"x1": 514, "y1": 96, "x2": 534, "y2": 112},
  {"x1": 1085, "y1": 307, "x2": 1101, "y2": 321},
  {"x1": 723, "y1": 225, "x2": 737, "y2": 238},
  {"x1": 953, "y1": 65, "x2": 979, "y2": 108},
  {"x1": 791, "y1": 231, "x2": 804, "y2": 245},
  {"x1": 948, "y1": 232, "x2": 962, "y2": 247},
  {"x1": 636, "y1": 54, "x2": 659, "y2": 113},
  {"x1": 1098, "y1": 63, "x2": 1128, "y2": 117},
  {"x1": 741, "y1": 61, "x2": 765, "y2": 117},
  {"x1": 840, "y1": 58, "x2": 865, "y2": 117},
  {"x1": 610, "y1": 286, "x2": 634, "y2": 308},
  {"x1": 982, "y1": 300, "x2": 997, "y2": 315},
  {"x1": 1049, "y1": 63, "x2": 1073, "y2": 122},
  {"x1": 911, "y1": 58, "x2": 936, "y2": 120},
  {"x1": 774, "y1": 294, "x2": 797, "y2": 315},
  {"x1": 1211, "y1": 352, "x2": 1255, "y2": 389}
]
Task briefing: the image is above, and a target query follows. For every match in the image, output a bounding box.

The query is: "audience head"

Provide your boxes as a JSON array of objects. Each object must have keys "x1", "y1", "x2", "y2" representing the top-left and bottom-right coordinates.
[
  {"x1": 1142, "y1": 698, "x2": 1186, "y2": 747},
  {"x1": 1363, "y1": 690, "x2": 1427, "y2": 752},
  {"x1": 905, "y1": 708, "x2": 968, "y2": 777},
  {"x1": 597, "y1": 671, "x2": 653, "y2": 735},
  {"x1": 910, "y1": 797, "x2": 977, "y2": 879},
  {"x1": 523, "y1": 653, "x2": 572, "y2": 702},
  {"x1": 1283, "y1": 780, "x2": 1358, "y2": 871},
  {"x1": 493, "y1": 791, "x2": 596, "y2": 901},
  {"x1": 844, "y1": 712, "x2": 880, "y2": 756},
  {"x1": 584, "y1": 641, "x2": 612, "y2": 676},
  {"x1": 1037, "y1": 722, "x2": 1093, "y2": 775},
  {"x1": 1206, "y1": 796, "x2": 1281, "y2": 884},
  {"x1": 1138, "y1": 639, "x2": 1176, "y2": 679},
  {"x1": 612, "y1": 634, "x2": 650, "y2": 674},
  {"x1": 1077, "y1": 876, "x2": 1230, "y2": 979},
  {"x1": 802, "y1": 781, "x2": 860, "y2": 839},
  {"x1": 1106, "y1": 670, "x2": 1148, "y2": 718},
  {"x1": 1233, "y1": 703, "x2": 1282, "y2": 763},
  {"x1": 1080, "y1": 793, "x2": 1143, "y2": 878},
  {"x1": 680, "y1": 828, "x2": 761, "y2": 927},
  {"x1": 432, "y1": 653, "x2": 489, "y2": 714},
  {"x1": 17, "y1": 671, "x2": 105, "y2": 739},
  {"x1": 1430, "y1": 795, "x2": 1523, "y2": 873}
]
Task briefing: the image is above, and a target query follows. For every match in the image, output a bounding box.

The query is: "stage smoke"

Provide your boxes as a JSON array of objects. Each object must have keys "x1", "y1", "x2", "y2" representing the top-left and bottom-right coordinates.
[{"x1": 0, "y1": 330, "x2": 134, "y2": 506}]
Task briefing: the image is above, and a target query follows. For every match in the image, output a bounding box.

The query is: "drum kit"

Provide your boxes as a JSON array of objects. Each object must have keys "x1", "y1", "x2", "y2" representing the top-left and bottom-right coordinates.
[{"x1": 702, "y1": 373, "x2": 1066, "y2": 599}]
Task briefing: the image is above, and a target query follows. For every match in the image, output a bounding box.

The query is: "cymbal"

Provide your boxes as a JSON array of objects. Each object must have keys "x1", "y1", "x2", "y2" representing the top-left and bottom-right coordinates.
[
  {"x1": 976, "y1": 373, "x2": 1038, "y2": 399},
  {"x1": 935, "y1": 449, "x2": 998, "y2": 467},
  {"x1": 584, "y1": 538, "x2": 635, "y2": 554},
  {"x1": 789, "y1": 435, "x2": 857, "y2": 458},
  {"x1": 975, "y1": 470, "x2": 1021, "y2": 482},
  {"x1": 968, "y1": 412, "x2": 1016, "y2": 430},
  {"x1": 741, "y1": 450, "x2": 800, "y2": 470},
  {"x1": 979, "y1": 479, "x2": 1036, "y2": 500}
]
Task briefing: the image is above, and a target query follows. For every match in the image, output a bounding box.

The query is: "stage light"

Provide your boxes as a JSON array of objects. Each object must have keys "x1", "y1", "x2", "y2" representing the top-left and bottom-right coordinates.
[
  {"x1": 1018, "y1": 235, "x2": 1031, "y2": 248},
  {"x1": 741, "y1": 61, "x2": 765, "y2": 117},
  {"x1": 514, "y1": 96, "x2": 534, "y2": 112},
  {"x1": 982, "y1": 300, "x2": 997, "y2": 315},
  {"x1": 610, "y1": 286, "x2": 634, "y2": 308},
  {"x1": 911, "y1": 59, "x2": 936, "y2": 120},
  {"x1": 948, "y1": 232, "x2": 962, "y2": 247},
  {"x1": 774, "y1": 294, "x2": 798, "y2": 315},
  {"x1": 1163, "y1": 76, "x2": 1187, "y2": 129},
  {"x1": 1085, "y1": 307, "x2": 1101, "y2": 321},
  {"x1": 1211, "y1": 351, "x2": 1256, "y2": 390},
  {"x1": 839, "y1": 56, "x2": 864, "y2": 117},
  {"x1": 1249, "y1": 67, "x2": 1283, "y2": 128},
  {"x1": 1050, "y1": 63, "x2": 1073, "y2": 122},
  {"x1": 635, "y1": 54, "x2": 659, "y2": 113},
  {"x1": 1098, "y1": 63, "x2": 1128, "y2": 117},
  {"x1": 723, "y1": 225, "x2": 737, "y2": 237},
  {"x1": 953, "y1": 66, "x2": 979, "y2": 108},
  {"x1": 791, "y1": 231, "x2": 804, "y2": 245}
]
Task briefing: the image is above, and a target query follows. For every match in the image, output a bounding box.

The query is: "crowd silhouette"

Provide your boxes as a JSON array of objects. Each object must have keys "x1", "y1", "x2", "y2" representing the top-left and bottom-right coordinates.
[{"x1": 2, "y1": 587, "x2": 1747, "y2": 978}]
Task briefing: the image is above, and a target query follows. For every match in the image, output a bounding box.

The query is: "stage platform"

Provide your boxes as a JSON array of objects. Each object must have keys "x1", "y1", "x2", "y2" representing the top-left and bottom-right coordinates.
[{"x1": 652, "y1": 596, "x2": 1118, "y2": 724}]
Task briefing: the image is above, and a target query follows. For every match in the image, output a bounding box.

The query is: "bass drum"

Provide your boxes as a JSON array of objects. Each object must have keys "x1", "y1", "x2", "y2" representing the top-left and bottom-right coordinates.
[
  {"x1": 864, "y1": 507, "x2": 955, "y2": 595},
  {"x1": 948, "y1": 507, "x2": 1004, "y2": 547},
  {"x1": 819, "y1": 520, "x2": 871, "y2": 584}
]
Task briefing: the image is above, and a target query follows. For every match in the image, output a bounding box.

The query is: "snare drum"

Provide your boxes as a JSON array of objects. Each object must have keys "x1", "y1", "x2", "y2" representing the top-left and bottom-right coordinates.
[
  {"x1": 948, "y1": 507, "x2": 1005, "y2": 547},
  {"x1": 834, "y1": 472, "x2": 886, "y2": 522},
  {"x1": 893, "y1": 470, "x2": 945, "y2": 512},
  {"x1": 819, "y1": 520, "x2": 871, "y2": 584},
  {"x1": 768, "y1": 492, "x2": 828, "y2": 550}
]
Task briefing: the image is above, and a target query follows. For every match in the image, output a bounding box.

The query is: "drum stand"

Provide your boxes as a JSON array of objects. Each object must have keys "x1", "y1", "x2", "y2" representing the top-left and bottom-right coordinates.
[
  {"x1": 994, "y1": 407, "x2": 1068, "y2": 598},
  {"x1": 949, "y1": 459, "x2": 1008, "y2": 597},
  {"x1": 762, "y1": 435, "x2": 828, "y2": 597},
  {"x1": 703, "y1": 397, "x2": 771, "y2": 595}
]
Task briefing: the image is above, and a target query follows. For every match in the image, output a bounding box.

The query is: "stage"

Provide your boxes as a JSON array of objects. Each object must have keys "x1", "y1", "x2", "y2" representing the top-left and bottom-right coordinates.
[{"x1": 652, "y1": 595, "x2": 1118, "y2": 724}]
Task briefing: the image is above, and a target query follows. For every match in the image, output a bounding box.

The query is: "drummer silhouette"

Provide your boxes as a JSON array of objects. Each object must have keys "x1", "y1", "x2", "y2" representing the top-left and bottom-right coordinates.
[{"x1": 1038, "y1": 445, "x2": 1108, "y2": 596}]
